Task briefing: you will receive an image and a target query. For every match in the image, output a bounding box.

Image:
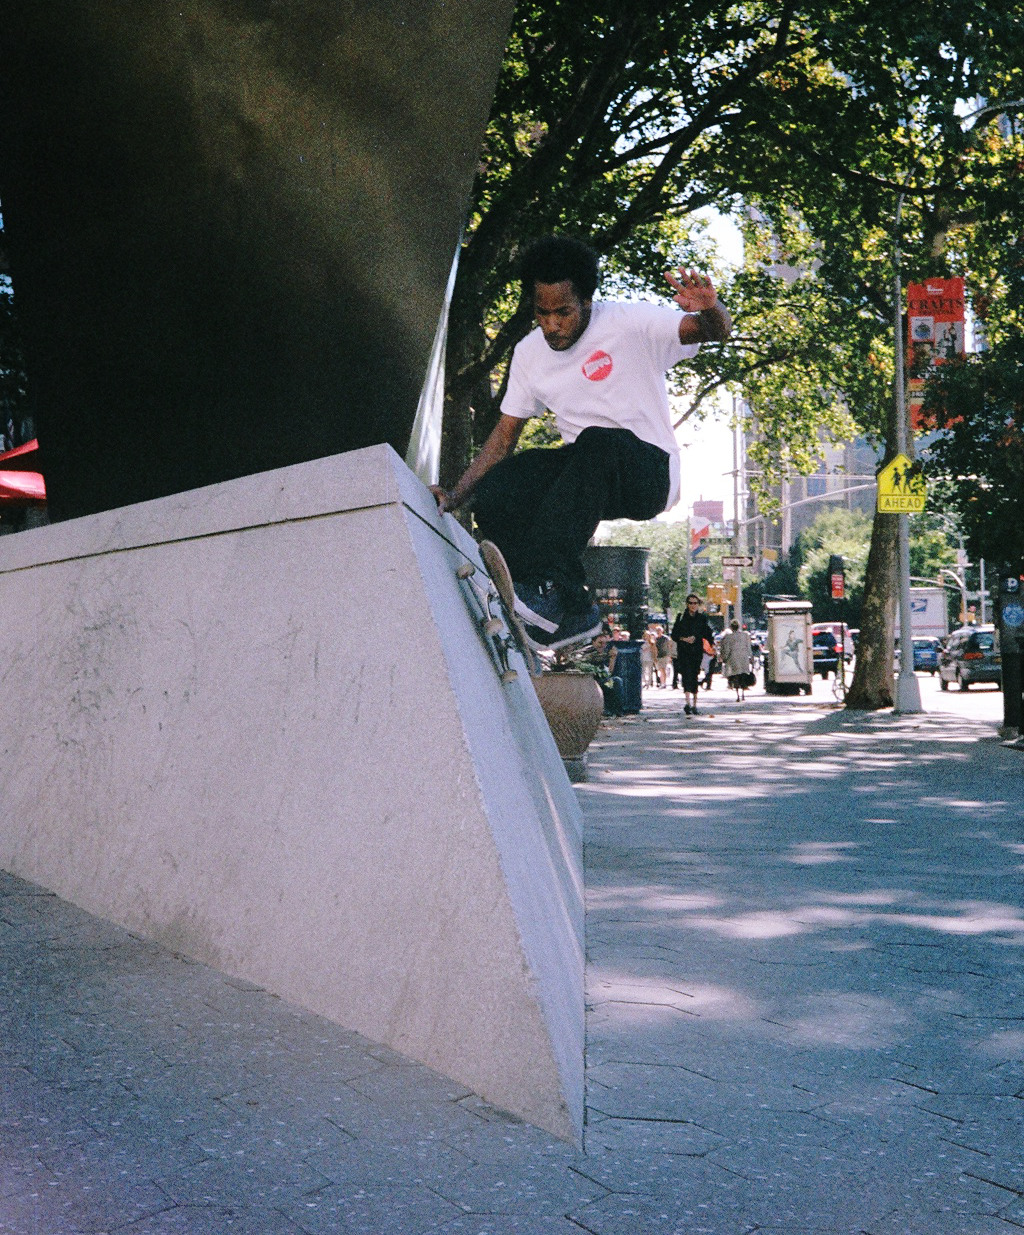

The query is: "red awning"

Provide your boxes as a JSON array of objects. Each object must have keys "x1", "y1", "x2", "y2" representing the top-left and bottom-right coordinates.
[
  {"x1": 0, "y1": 439, "x2": 46, "y2": 503},
  {"x1": 0, "y1": 438, "x2": 40, "y2": 469},
  {"x1": 0, "y1": 469, "x2": 46, "y2": 502}
]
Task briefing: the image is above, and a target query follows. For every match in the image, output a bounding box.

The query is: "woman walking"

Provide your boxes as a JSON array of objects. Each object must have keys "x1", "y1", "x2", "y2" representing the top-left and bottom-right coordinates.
[
  {"x1": 719, "y1": 619, "x2": 754, "y2": 701},
  {"x1": 671, "y1": 595, "x2": 714, "y2": 715}
]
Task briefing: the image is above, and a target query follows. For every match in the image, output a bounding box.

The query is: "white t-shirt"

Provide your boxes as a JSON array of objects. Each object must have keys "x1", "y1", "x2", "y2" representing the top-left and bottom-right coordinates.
[{"x1": 500, "y1": 300, "x2": 699, "y2": 508}]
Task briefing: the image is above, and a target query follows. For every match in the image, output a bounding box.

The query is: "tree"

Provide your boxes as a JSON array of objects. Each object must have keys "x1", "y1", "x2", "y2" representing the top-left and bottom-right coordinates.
[
  {"x1": 795, "y1": 508, "x2": 872, "y2": 625},
  {"x1": 441, "y1": 0, "x2": 882, "y2": 487},
  {"x1": 445, "y1": 0, "x2": 1024, "y2": 711},
  {"x1": 596, "y1": 519, "x2": 693, "y2": 616},
  {"x1": 922, "y1": 361, "x2": 1024, "y2": 573},
  {"x1": 708, "y1": 9, "x2": 1024, "y2": 707},
  {"x1": 596, "y1": 517, "x2": 744, "y2": 618}
]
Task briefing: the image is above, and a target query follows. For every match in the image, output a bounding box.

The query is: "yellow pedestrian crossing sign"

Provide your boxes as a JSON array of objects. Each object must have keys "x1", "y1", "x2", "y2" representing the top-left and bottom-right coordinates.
[{"x1": 877, "y1": 453, "x2": 927, "y2": 513}]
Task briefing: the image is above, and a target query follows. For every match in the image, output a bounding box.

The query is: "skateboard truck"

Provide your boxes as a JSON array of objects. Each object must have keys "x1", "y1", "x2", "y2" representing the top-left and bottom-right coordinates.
[{"x1": 456, "y1": 543, "x2": 542, "y2": 683}]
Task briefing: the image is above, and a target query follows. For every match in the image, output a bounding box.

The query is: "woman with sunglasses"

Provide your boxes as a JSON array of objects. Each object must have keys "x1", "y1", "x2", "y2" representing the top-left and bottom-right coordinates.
[{"x1": 671, "y1": 595, "x2": 714, "y2": 715}]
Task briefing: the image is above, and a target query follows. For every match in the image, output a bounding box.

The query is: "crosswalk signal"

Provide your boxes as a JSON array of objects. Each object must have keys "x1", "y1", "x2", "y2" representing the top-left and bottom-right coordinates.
[{"x1": 829, "y1": 554, "x2": 845, "y2": 601}]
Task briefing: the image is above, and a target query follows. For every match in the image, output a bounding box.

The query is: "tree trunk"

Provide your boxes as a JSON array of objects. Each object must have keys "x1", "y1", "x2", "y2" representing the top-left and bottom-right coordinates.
[
  {"x1": 439, "y1": 383, "x2": 474, "y2": 494},
  {"x1": 845, "y1": 508, "x2": 898, "y2": 709}
]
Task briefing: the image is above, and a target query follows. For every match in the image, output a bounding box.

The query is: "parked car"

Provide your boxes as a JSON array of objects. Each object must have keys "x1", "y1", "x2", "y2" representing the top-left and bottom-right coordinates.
[
  {"x1": 912, "y1": 636, "x2": 942, "y2": 674},
  {"x1": 938, "y1": 625, "x2": 1002, "y2": 691},
  {"x1": 811, "y1": 629, "x2": 841, "y2": 677},
  {"x1": 811, "y1": 622, "x2": 855, "y2": 662}
]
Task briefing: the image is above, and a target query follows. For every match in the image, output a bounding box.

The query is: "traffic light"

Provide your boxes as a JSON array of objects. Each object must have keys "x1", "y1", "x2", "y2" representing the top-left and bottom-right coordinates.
[{"x1": 828, "y1": 555, "x2": 845, "y2": 601}]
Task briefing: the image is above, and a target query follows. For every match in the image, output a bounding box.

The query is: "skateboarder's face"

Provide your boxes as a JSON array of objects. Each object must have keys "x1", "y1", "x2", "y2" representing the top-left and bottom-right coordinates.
[{"x1": 533, "y1": 280, "x2": 591, "y2": 350}]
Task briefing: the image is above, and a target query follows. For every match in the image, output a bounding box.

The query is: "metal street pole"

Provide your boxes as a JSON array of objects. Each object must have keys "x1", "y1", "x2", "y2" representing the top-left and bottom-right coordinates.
[
  {"x1": 732, "y1": 401, "x2": 743, "y2": 630},
  {"x1": 686, "y1": 517, "x2": 693, "y2": 599},
  {"x1": 980, "y1": 558, "x2": 987, "y2": 623},
  {"x1": 940, "y1": 567, "x2": 968, "y2": 626},
  {"x1": 893, "y1": 188, "x2": 923, "y2": 713}
]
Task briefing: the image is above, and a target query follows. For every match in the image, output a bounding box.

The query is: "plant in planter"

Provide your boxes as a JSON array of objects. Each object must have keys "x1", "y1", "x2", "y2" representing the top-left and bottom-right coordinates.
[{"x1": 533, "y1": 665, "x2": 605, "y2": 783}]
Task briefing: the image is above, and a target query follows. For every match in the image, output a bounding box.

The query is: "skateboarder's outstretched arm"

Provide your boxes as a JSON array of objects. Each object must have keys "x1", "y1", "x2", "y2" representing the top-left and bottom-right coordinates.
[
  {"x1": 430, "y1": 414, "x2": 525, "y2": 514},
  {"x1": 665, "y1": 268, "x2": 732, "y2": 344}
]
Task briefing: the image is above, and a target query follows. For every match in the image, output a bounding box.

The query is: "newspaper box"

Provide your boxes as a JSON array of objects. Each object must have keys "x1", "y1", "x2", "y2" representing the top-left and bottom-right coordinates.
[{"x1": 764, "y1": 599, "x2": 814, "y2": 695}]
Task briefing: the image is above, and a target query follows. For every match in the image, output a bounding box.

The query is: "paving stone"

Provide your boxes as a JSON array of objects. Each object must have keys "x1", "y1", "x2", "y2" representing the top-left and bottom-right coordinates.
[
  {"x1": 122, "y1": 1208, "x2": 310, "y2": 1233},
  {"x1": 431, "y1": 1217, "x2": 588, "y2": 1234},
  {"x1": 281, "y1": 1181, "x2": 465, "y2": 1233},
  {"x1": 301, "y1": 1133, "x2": 473, "y2": 1187},
  {"x1": 0, "y1": 1173, "x2": 170, "y2": 1234},
  {"x1": 155, "y1": 1152, "x2": 331, "y2": 1210},
  {"x1": 430, "y1": 1161, "x2": 607, "y2": 1216},
  {"x1": 564, "y1": 1161, "x2": 749, "y2": 1234},
  {"x1": 571, "y1": 1145, "x2": 723, "y2": 1191},
  {"x1": 439, "y1": 1116, "x2": 583, "y2": 1169}
]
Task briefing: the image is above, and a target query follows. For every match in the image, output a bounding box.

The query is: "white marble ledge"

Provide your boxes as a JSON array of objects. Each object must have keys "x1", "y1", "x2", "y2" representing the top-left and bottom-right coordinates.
[{"x1": 0, "y1": 443, "x2": 446, "y2": 573}]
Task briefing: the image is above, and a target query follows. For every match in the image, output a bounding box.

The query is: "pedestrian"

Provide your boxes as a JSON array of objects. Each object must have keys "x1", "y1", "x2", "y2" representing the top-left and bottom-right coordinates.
[
  {"x1": 701, "y1": 639, "x2": 718, "y2": 691},
  {"x1": 582, "y1": 629, "x2": 625, "y2": 716},
  {"x1": 430, "y1": 235, "x2": 732, "y2": 651},
  {"x1": 671, "y1": 595, "x2": 714, "y2": 715},
  {"x1": 719, "y1": 619, "x2": 754, "y2": 701},
  {"x1": 653, "y1": 625, "x2": 673, "y2": 688},
  {"x1": 641, "y1": 628, "x2": 656, "y2": 688}
]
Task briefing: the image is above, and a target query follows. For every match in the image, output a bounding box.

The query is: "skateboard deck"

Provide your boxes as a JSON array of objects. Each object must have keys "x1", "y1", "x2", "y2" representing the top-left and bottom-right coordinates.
[
  {"x1": 480, "y1": 540, "x2": 600, "y2": 661},
  {"x1": 456, "y1": 540, "x2": 542, "y2": 681}
]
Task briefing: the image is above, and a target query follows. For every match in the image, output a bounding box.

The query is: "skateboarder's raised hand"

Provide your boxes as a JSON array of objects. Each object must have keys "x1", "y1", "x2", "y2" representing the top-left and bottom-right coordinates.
[{"x1": 665, "y1": 268, "x2": 732, "y2": 344}]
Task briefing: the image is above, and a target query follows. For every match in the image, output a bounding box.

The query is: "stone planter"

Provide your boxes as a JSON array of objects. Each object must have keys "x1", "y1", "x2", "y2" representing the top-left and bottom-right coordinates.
[{"x1": 533, "y1": 669, "x2": 605, "y2": 782}]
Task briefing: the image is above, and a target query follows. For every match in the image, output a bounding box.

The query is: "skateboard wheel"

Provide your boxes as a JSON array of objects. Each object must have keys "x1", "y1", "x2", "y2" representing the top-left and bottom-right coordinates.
[
  {"x1": 500, "y1": 669, "x2": 518, "y2": 684},
  {"x1": 456, "y1": 562, "x2": 476, "y2": 579},
  {"x1": 484, "y1": 617, "x2": 503, "y2": 636}
]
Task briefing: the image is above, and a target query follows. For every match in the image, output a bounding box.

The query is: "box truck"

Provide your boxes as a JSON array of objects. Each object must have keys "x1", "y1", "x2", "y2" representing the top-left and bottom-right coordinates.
[{"x1": 895, "y1": 587, "x2": 950, "y2": 640}]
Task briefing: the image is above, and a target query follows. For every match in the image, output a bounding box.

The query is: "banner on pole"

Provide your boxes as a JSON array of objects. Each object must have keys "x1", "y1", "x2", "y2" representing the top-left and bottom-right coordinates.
[{"x1": 906, "y1": 277, "x2": 965, "y2": 431}]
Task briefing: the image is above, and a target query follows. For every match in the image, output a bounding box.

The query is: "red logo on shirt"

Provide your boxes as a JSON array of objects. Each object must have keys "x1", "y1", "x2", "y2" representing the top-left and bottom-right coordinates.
[{"x1": 582, "y1": 350, "x2": 613, "y2": 381}]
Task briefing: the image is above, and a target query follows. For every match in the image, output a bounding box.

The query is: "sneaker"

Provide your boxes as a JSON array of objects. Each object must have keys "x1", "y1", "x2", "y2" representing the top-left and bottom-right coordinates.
[
  {"x1": 524, "y1": 603, "x2": 603, "y2": 652},
  {"x1": 512, "y1": 581, "x2": 562, "y2": 634}
]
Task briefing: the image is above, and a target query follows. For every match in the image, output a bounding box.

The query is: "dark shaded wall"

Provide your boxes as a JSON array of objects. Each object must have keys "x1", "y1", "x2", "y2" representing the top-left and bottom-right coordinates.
[{"x1": 0, "y1": 1, "x2": 512, "y2": 520}]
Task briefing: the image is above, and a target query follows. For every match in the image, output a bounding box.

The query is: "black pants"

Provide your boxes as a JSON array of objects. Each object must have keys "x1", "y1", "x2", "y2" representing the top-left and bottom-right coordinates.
[
  {"x1": 472, "y1": 427, "x2": 670, "y2": 611},
  {"x1": 677, "y1": 650, "x2": 702, "y2": 694}
]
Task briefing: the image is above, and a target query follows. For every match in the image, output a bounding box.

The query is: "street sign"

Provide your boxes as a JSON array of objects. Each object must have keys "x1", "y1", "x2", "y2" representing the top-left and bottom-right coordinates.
[
  {"x1": 877, "y1": 453, "x2": 927, "y2": 514},
  {"x1": 721, "y1": 555, "x2": 753, "y2": 567},
  {"x1": 1003, "y1": 602, "x2": 1024, "y2": 629}
]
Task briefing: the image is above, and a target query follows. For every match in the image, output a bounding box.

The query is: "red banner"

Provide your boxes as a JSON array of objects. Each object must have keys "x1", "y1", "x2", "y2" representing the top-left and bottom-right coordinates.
[{"x1": 907, "y1": 277, "x2": 965, "y2": 430}]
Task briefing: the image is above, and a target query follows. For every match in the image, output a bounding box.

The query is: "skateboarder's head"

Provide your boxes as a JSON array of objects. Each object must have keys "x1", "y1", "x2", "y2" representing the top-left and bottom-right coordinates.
[{"x1": 520, "y1": 236, "x2": 599, "y2": 351}]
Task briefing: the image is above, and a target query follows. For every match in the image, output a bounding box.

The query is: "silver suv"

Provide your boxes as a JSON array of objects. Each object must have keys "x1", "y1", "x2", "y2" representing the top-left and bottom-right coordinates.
[{"x1": 938, "y1": 624, "x2": 1002, "y2": 691}]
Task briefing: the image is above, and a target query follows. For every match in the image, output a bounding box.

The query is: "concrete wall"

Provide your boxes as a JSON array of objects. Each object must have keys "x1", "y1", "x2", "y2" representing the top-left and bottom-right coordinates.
[
  {"x1": 0, "y1": 1, "x2": 513, "y2": 518},
  {"x1": 0, "y1": 445, "x2": 584, "y2": 1141}
]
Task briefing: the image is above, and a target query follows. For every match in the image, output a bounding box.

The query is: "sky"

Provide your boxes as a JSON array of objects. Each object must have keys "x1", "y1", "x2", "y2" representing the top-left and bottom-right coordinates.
[
  {"x1": 660, "y1": 209, "x2": 743, "y2": 521},
  {"x1": 665, "y1": 408, "x2": 738, "y2": 522}
]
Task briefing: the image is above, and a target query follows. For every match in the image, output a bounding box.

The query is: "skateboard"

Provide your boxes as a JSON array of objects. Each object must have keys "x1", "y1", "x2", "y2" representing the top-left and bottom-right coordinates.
[{"x1": 456, "y1": 540, "x2": 542, "y2": 682}]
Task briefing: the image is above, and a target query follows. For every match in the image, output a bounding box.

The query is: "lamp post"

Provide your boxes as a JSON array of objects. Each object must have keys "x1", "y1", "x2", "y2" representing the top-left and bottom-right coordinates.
[
  {"x1": 892, "y1": 183, "x2": 923, "y2": 713},
  {"x1": 939, "y1": 567, "x2": 968, "y2": 626}
]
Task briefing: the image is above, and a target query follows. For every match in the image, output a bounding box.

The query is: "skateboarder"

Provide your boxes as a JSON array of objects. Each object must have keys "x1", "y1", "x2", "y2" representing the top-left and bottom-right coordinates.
[{"x1": 431, "y1": 235, "x2": 731, "y2": 650}]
